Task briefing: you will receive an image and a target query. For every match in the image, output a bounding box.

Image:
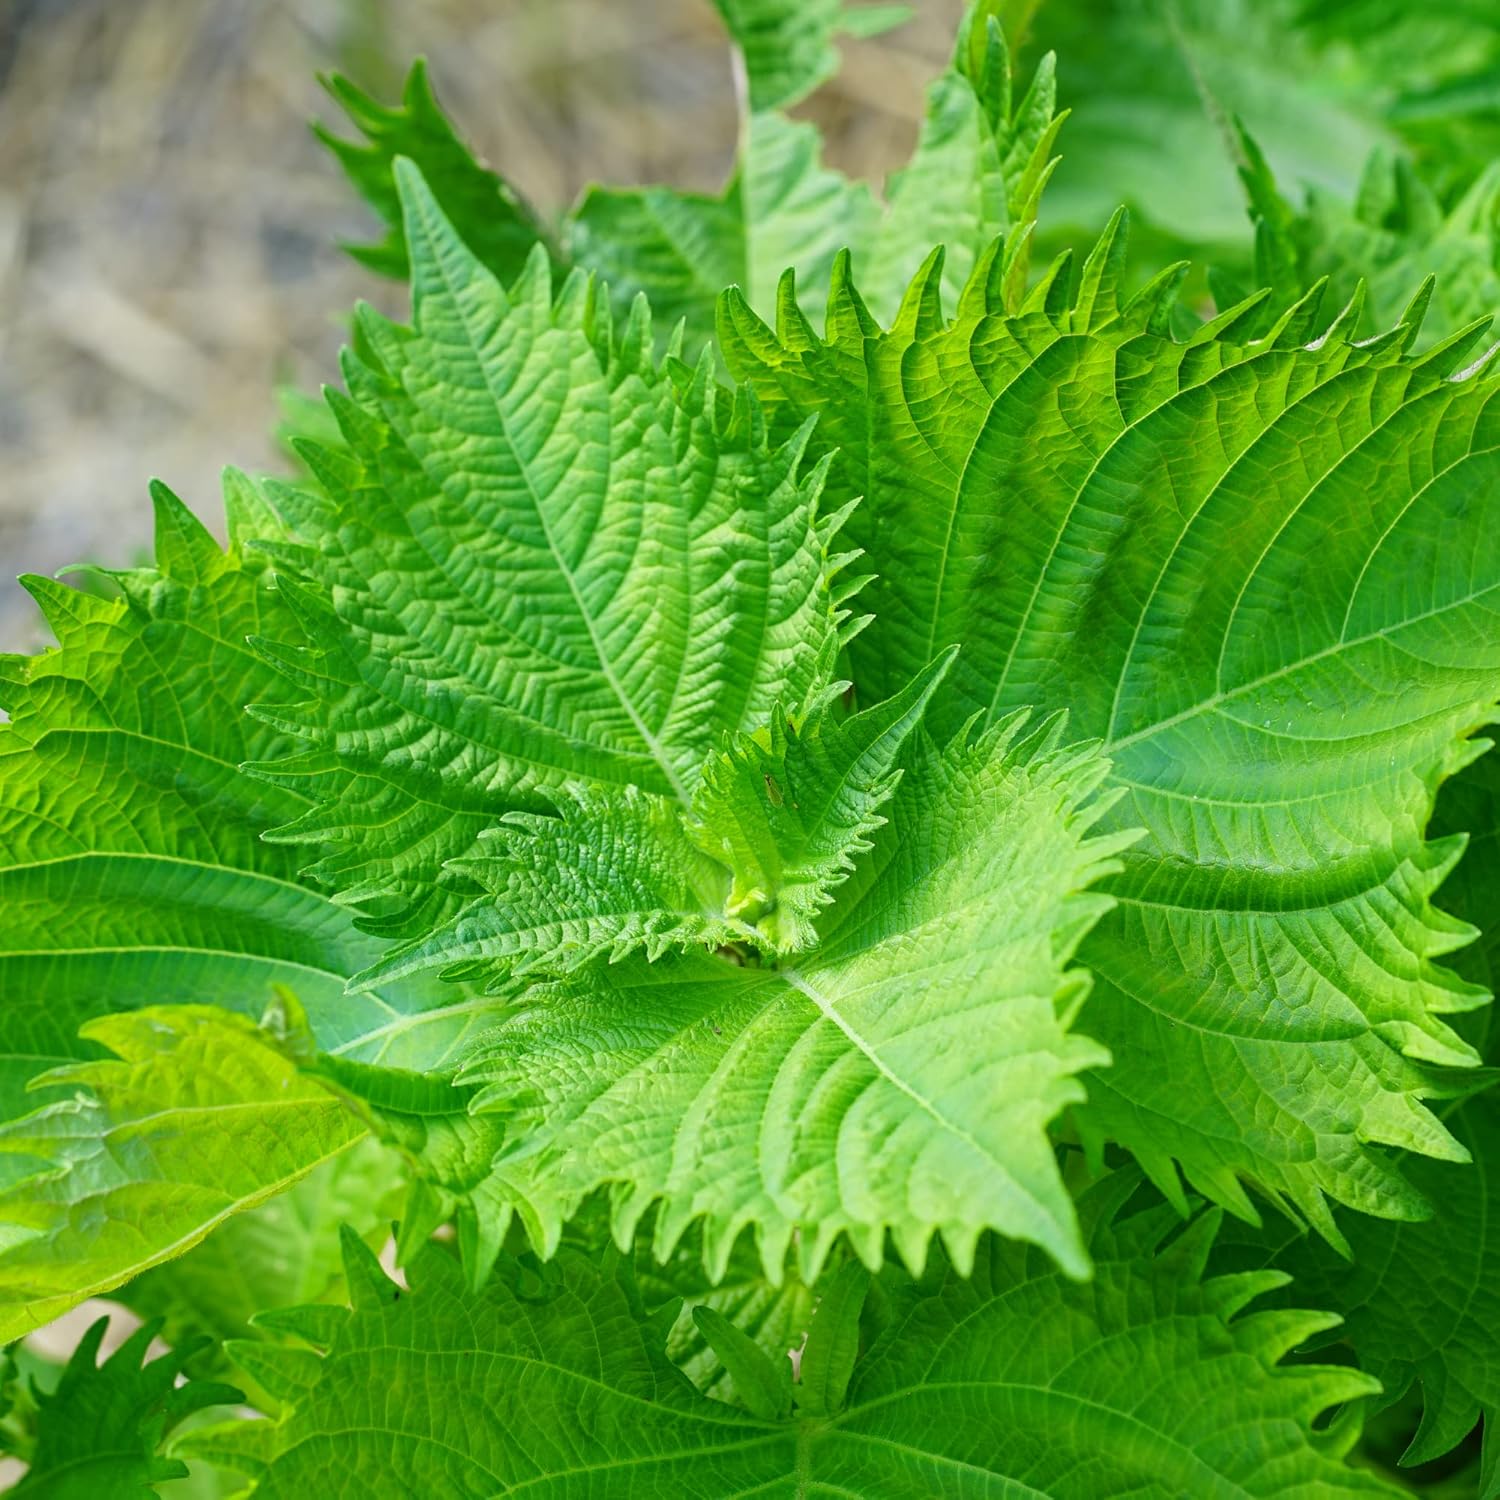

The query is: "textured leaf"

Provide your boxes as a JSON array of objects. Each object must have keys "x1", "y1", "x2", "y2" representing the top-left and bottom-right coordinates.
[
  {"x1": 1225, "y1": 1088, "x2": 1500, "y2": 1499},
  {"x1": 8, "y1": 1318, "x2": 238, "y2": 1498},
  {"x1": 723, "y1": 226, "x2": 1500, "y2": 1239},
  {"x1": 0, "y1": 472, "x2": 507, "y2": 1300},
  {"x1": 689, "y1": 1303, "x2": 791, "y2": 1420},
  {"x1": 313, "y1": 60, "x2": 557, "y2": 283},
  {"x1": 1216, "y1": 751, "x2": 1500, "y2": 1492},
  {"x1": 351, "y1": 782, "x2": 754, "y2": 990},
  {"x1": 636, "y1": 1234, "x2": 818, "y2": 1408},
  {"x1": 861, "y1": 0, "x2": 1062, "y2": 321},
  {"x1": 568, "y1": 111, "x2": 879, "y2": 346},
  {"x1": 356, "y1": 641, "x2": 952, "y2": 985},
  {"x1": 709, "y1": 0, "x2": 911, "y2": 111},
  {"x1": 121, "y1": 1138, "x2": 404, "y2": 1356},
  {"x1": 686, "y1": 648, "x2": 954, "y2": 952},
  {"x1": 1240, "y1": 132, "x2": 1500, "y2": 348},
  {"x1": 180, "y1": 1193, "x2": 1397, "y2": 1497},
  {"x1": 0, "y1": 481, "x2": 490, "y2": 1115},
  {"x1": 458, "y1": 717, "x2": 1132, "y2": 1283},
  {"x1": 0, "y1": 1007, "x2": 365, "y2": 1342},
  {"x1": 251, "y1": 161, "x2": 851, "y2": 942},
  {"x1": 794, "y1": 1259, "x2": 868, "y2": 1418}
]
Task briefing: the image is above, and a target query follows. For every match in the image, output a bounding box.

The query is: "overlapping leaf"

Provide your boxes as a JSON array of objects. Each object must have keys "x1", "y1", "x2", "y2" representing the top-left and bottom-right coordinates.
[
  {"x1": 351, "y1": 782, "x2": 757, "y2": 990},
  {"x1": 316, "y1": 4, "x2": 1058, "y2": 341},
  {"x1": 723, "y1": 225, "x2": 1500, "y2": 1240},
  {"x1": 1029, "y1": 0, "x2": 1500, "y2": 274},
  {"x1": 861, "y1": 0, "x2": 1061, "y2": 320},
  {"x1": 708, "y1": 0, "x2": 912, "y2": 111},
  {"x1": 575, "y1": 1, "x2": 1062, "y2": 333},
  {"x1": 0, "y1": 482, "x2": 487, "y2": 1109},
  {"x1": 635, "y1": 1232, "x2": 818, "y2": 1408},
  {"x1": 568, "y1": 109, "x2": 879, "y2": 343},
  {"x1": 1216, "y1": 750, "x2": 1500, "y2": 1493},
  {"x1": 685, "y1": 647, "x2": 953, "y2": 951},
  {"x1": 178, "y1": 1187, "x2": 1396, "y2": 1497},
  {"x1": 1238, "y1": 132, "x2": 1500, "y2": 348},
  {"x1": 250, "y1": 160, "x2": 852, "y2": 941},
  {"x1": 354, "y1": 655, "x2": 952, "y2": 987},
  {"x1": 456, "y1": 715, "x2": 1132, "y2": 1283},
  {"x1": 7, "y1": 1317, "x2": 237, "y2": 1498},
  {"x1": 313, "y1": 60, "x2": 558, "y2": 283},
  {"x1": 0, "y1": 1007, "x2": 364, "y2": 1342},
  {"x1": 122, "y1": 1138, "x2": 404, "y2": 1357},
  {"x1": 1223, "y1": 1088, "x2": 1500, "y2": 1499},
  {"x1": 0, "y1": 487, "x2": 494, "y2": 1333}
]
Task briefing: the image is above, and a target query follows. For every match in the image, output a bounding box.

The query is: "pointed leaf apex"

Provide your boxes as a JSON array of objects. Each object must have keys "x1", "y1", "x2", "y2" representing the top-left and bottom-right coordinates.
[{"x1": 340, "y1": 1223, "x2": 401, "y2": 1311}]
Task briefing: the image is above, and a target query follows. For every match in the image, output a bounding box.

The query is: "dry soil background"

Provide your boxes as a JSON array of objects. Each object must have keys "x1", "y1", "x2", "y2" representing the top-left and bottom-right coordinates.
[{"x1": 0, "y1": 0, "x2": 964, "y2": 647}]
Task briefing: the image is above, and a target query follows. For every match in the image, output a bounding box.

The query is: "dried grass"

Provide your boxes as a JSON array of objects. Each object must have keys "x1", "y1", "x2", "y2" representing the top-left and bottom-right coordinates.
[{"x1": 0, "y1": 0, "x2": 961, "y2": 643}]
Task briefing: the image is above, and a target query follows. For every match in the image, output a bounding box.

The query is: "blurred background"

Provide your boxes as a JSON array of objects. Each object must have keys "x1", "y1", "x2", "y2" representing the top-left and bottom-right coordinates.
[
  {"x1": 0, "y1": 0, "x2": 969, "y2": 644},
  {"x1": 1, "y1": 0, "x2": 1496, "y2": 644}
]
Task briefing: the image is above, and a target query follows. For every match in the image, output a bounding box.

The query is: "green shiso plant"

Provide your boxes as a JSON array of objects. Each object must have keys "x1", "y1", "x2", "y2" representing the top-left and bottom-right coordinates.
[{"x1": 1, "y1": 1, "x2": 1498, "y2": 1494}]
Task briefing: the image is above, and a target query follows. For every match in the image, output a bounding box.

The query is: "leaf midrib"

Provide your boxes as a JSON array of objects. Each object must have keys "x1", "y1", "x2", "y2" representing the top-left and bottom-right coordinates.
[{"x1": 415, "y1": 190, "x2": 693, "y2": 808}]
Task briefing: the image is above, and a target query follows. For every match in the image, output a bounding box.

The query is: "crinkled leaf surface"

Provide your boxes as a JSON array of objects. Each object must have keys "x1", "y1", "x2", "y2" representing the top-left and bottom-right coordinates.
[
  {"x1": 0, "y1": 473, "x2": 499, "y2": 1328},
  {"x1": 685, "y1": 648, "x2": 954, "y2": 952},
  {"x1": 723, "y1": 229, "x2": 1500, "y2": 1238},
  {"x1": 0, "y1": 481, "x2": 489, "y2": 1108},
  {"x1": 351, "y1": 653, "x2": 950, "y2": 987},
  {"x1": 457, "y1": 718, "x2": 1132, "y2": 1283},
  {"x1": 352, "y1": 783, "x2": 754, "y2": 991},
  {"x1": 1222, "y1": 1087, "x2": 1500, "y2": 1499},
  {"x1": 179, "y1": 1191, "x2": 1396, "y2": 1497},
  {"x1": 1216, "y1": 751, "x2": 1500, "y2": 1492},
  {"x1": 251, "y1": 161, "x2": 849, "y2": 943},
  {"x1": 8, "y1": 1318, "x2": 238, "y2": 1498}
]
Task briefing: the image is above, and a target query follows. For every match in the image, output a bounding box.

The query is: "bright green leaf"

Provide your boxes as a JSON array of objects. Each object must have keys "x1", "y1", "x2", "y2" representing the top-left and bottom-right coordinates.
[
  {"x1": 1240, "y1": 130, "x2": 1500, "y2": 348},
  {"x1": 313, "y1": 60, "x2": 558, "y2": 283},
  {"x1": 121, "y1": 1138, "x2": 404, "y2": 1357},
  {"x1": 795, "y1": 1259, "x2": 869, "y2": 1417},
  {"x1": 348, "y1": 782, "x2": 755, "y2": 991},
  {"x1": 686, "y1": 649, "x2": 954, "y2": 952},
  {"x1": 723, "y1": 222, "x2": 1500, "y2": 1241},
  {"x1": 568, "y1": 111, "x2": 879, "y2": 346},
  {"x1": 0, "y1": 1007, "x2": 364, "y2": 1341},
  {"x1": 690, "y1": 1304, "x2": 791, "y2": 1420},
  {"x1": 8, "y1": 1318, "x2": 238, "y2": 1498},
  {"x1": 178, "y1": 1190, "x2": 1397, "y2": 1496},
  {"x1": 710, "y1": 0, "x2": 911, "y2": 111},
  {"x1": 458, "y1": 717, "x2": 1133, "y2": 1283},
  {"x1": 250, "y1": 161, "x2": 852, "y2": 943}
]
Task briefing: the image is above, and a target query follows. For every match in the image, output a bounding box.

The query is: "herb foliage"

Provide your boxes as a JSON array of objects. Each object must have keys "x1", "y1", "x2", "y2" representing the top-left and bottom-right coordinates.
[{"x1": 2, "y1": 1, "x2": 1499, "y2": 1494}]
